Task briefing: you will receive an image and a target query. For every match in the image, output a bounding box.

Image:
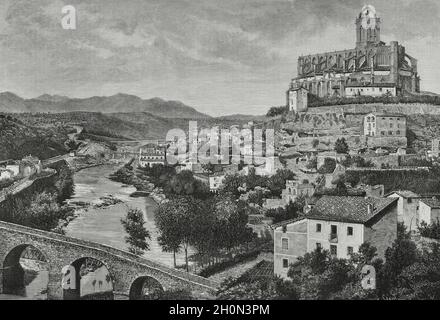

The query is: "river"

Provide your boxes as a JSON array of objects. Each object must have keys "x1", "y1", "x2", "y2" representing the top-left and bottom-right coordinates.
[
  {"x1": 0, "y1": 163, "x2": 188, "y2": 300},
  {"x1": 64, "y1": 164, "x2": 187, "y2": 267}
]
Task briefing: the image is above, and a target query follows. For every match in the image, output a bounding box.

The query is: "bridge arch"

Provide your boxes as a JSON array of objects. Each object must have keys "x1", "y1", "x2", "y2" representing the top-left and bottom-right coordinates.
[
  {"x1": 2, "y1": 244, "x2": 49, "y2": 298},
  {"x1": 129, "y1": 276, "x2": 164, "y2": 300},
  {"x1": 62, "y1": 256, "x2": 114, "y2": 300}
]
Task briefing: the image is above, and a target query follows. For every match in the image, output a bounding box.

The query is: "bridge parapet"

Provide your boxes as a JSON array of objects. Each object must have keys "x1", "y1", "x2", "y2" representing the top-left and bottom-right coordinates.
[{"x1": 0, "y1": 221, "x2": 218, "y2": 299}]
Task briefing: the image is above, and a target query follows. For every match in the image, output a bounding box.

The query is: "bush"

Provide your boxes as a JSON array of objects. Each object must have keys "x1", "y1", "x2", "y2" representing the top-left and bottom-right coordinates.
[
  {"x1": 334, "y1": 138, "x2": 349, "y2": 154},
  {"x1": 198, "y1": 250, "x2": 261, "y2": 278},
  {"x1": 419, "y1": 220, "x2": 440, "y2": 240},
  {"x1": 266, "y1": 106, "x2": 288, "y2": 117},
  {"x1": 318, "y1": 158, "x2": 336, "y2": 174}
]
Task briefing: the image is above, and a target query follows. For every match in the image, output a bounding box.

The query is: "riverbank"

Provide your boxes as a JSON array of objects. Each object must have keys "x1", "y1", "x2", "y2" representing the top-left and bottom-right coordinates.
[
  {"x1": 55, "y1": 194, "x2": 124, "y2": 232},
  {"x1": 108, "y1": 162, "x2": 168, "y2": 205},
  {"x1": 63, "y1": 164, "x2": 186, "y2": 267}
]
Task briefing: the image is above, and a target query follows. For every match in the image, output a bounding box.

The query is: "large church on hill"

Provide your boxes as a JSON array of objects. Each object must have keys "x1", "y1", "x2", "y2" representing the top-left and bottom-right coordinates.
[{"x1": 287, "y1": 5, "x2": 421, "y2": 112}]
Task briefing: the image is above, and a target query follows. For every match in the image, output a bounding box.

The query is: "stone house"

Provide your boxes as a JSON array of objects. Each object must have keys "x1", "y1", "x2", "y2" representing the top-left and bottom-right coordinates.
[
  {"x1": 209, "y1": 173, "x2": 225, "y2": 192},
  {"x1": 386, "y1": 190, "x2": 422, "y2": 232},
  {"x1": 19, "y1": 155, "x2": 42, "y2": 177},
  {"x1": 273, "y1": 196, "x2": 398, "y2": 279},
  {"x1": 282, "y1": 180, "x2": 315, "y2": 204},
  {"x1": 418, "y1": 198, "x2": 440, "y2": 226},
  {"x1": 138, "y1": 147, "x2": 166, "y2": 168}
]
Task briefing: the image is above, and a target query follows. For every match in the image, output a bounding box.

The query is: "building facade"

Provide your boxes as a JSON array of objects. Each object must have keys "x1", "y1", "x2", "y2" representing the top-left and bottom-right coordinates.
[
  {"x1": 387, "y1": 190, "x2": 422, "y2": 232},
  {"x1": 419, "y1": 198, "x2": 440, "y2": 226},
  {"x1": 209, "y1": 173, "x2": 225, "y2": 192},
  {"x1": 138, "y1": 147, "x2": 166, "y2": 167},
  {"x1": 288, "y1": 5, "x2": 420, "y2": 100},
  {"x1": 287, "y1": 86, "x2": 308, "y2": 113},
  {"x1": 274, "y1": 196, "x2": 398, "y2": 279},
  {"x1": 282, "y1": 180, "x2": 315, "y2": 204},
  {"x1": 364, "y1": 113, "x2": 407, "y2": 138}
]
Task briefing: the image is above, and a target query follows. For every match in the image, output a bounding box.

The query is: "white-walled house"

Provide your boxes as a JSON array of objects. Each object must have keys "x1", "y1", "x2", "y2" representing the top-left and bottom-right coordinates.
[
  {"x1": 419, "y1": 198, "x2": 440, "y2": 226},
  {"x1": 209, "y1": 173, "x2": 225, "y2": 192},
  {"x1": 274, "y1": 196, "x2": 398, "y2": 279},
  {"x1": 387, "y1": 190, "x2": 421, "y2": 232},
  {"x1": 138, "y1": 148, "x2": 166, "y2": 167}
]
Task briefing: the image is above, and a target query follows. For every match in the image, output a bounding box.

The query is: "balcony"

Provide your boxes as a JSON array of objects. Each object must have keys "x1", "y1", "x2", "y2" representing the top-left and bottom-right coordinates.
[{"x1": 329, "y1": 233, "x2": 338, "y2": 243}]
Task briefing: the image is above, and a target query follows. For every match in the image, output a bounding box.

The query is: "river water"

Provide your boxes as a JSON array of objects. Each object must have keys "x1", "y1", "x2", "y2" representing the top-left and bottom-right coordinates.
[
  {"x1": 64, "y1": 164, "x2": 187, "y2": 267},
  {"x1": 0, "y1": 164, "x2": 187, "y2": 300}
]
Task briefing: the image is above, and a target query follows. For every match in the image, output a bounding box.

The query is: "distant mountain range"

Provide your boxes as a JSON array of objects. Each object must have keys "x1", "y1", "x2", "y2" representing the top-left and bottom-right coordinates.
[{"x1": 0, "y1": 92, "x2": 211, "y2": 119}]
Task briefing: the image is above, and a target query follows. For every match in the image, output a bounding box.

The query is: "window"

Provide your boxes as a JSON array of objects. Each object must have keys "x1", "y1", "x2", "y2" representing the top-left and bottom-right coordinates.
[
  {"x1": 330, "y1": 245, "x2": 337, "y2": 256},
  {"x1": 316, "y1": 243, "x2": 322, "y2": 250},
  {"x1": 381, "y1": 131, "x2": 385, "y2": 136},
  {"x1": 281, "y1": 238, "x2": 289, "y2": 250},
  {"x1": 396, "y1": 130, "x2": 401, "y2": 135},
  {"x1": 347, "y1": 246, "x2": 354, "y2": 256},
  {"x1": 331, "y1": 225, "x2": 337, "y2": 235},
  {"x1": 316, "y1": 223, "x2": 322, "y2": 233},
  {"x1": 347, "y1": 226, "x2": 353, "y2": 236},
  {"x1": 282, "y1": 259, "x2": 289, "y2": 269}
]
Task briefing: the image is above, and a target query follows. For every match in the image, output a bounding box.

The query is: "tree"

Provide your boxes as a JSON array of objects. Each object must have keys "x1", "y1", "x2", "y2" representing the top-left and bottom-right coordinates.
[
  {"x1": 379, "y1": 223, "x2": 418, "y2": 296},
  {"x1": 334, "y1": 138, "x2": 349, "y2": 154},
  {"x1": 318, "y1": 158, "x2": 336, "y2": 174},
  {"x1": 66, "y1": 139, "x2": 78, "y2": 151},
  {"x1": 267, "y1": 169, "x2": 295, "y2": 197},
  {"x1": 21, "y1": 192, "x2": 72, "y2": 231},
  {"x1": 155, "y1": 196, "x2": 204, "y2": 271},
  {"x1": 168, "y1": 170, "x2": 210, "y2": 199},
  {"x1": 121, "y1": 208, "x2": 151, "y2": 256},
  {"x1": 266, "y1": 106, "x2": 288, "y2": 118}
]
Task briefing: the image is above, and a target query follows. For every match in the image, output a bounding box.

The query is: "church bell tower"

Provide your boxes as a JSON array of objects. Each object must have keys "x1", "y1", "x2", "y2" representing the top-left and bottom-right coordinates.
[{"x1": 356, "y1": 5, "x2": 381, "y2": 48}]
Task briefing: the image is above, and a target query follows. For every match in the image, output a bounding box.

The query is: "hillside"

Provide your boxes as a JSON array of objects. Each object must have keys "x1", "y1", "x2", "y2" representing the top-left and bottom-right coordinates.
[
  {"x1": 0, "y1": 115, "x2": 69, "y2": 161},
  {"x1": 16, "y1": 111, "x2": 265, "y2": 141},
  {"x1": 269, "y1": 102, "x2": 440, "y2": 155},
  {"x1": 0, "y1": 92, "x2": 210, "y2": 119}
]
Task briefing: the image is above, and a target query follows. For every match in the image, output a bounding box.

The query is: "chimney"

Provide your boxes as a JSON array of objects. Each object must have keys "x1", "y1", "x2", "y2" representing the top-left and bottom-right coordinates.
[{"x1": 367, "y1": 203, "x2": 374, "y2": 215}]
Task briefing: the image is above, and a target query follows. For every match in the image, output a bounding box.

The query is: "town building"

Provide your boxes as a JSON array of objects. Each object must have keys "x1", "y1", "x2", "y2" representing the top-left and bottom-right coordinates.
[
  {"x1": 364, "y1": 113, "x2": 407, "y2": 138},
  {"x1": 286, "y1": 86, "x2": 308, "y2": 113},
  {"x1": 288, "y1": 5, "x2": 420, "y2": 103},
  {"x1": 273, "y1": 196, "x2": 398, "y2": 278},
  {"x1": 386, "y1": 190, "x2": 422, "y2": 232},
  {"x1": 19, "y1": 155, "x2": 42, "y2": 177},
  {"x1": 418, "y1": 198, "x2": 440, "y2": 226},
  {"x1": 138, "y1": 147, "x2": 166, "y2": 167},
  {"x1": 345, "y1": 84, "x2": 397, "y2": 97},
  {"x1": 209, "y1": 173, "x2": 225, "y2": 192},
  {"x1": 282, "y1": 180, "x2": 315, "y2": 204},
  {"x1": 0, "y1": 168, "x2": 14, "y2": 181},
  {"x1": 430, "y1": 139, "x2": 440, "y2": 158}
]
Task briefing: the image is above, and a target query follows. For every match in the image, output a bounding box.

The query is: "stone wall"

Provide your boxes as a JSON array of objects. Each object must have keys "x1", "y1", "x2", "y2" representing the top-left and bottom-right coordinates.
[
  {"x1": 0, "y1": 221, "x2": 217, "y2": 299},
  {"x1": 309, "y1": 103, "x2": 440, "y2": 116}
]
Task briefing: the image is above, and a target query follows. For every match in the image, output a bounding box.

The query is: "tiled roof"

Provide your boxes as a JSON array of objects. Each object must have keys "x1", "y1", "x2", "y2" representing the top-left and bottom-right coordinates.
[
  {"x1": 307, "y1": 196, "x2": 398, "y2": 225},
  {"x1": 420, "y1": 198, "x2": 440, "y2": 209},
  {"x1": 386, "y1": 190, "x2": 420, "y2": 198},
  {"x1": 271, "y1": 217, "x2": 306, "y2": 229}
]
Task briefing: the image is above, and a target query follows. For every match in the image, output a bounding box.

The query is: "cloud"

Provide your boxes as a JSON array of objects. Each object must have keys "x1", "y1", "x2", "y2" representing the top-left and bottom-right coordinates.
[{"x1": 0, "y1": 0, "x2": 439, "y2": 115}]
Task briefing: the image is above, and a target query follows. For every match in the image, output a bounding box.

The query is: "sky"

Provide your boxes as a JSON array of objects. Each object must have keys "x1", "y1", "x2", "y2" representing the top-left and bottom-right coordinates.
[{"x1": 0, "y1": 0, "x2": 439, "y2": 116}]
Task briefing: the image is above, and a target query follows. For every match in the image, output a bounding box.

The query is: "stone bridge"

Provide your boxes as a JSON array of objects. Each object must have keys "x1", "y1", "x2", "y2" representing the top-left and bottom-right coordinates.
[{"x1": 0, "y1": 221, "x2": 218, "y2": 300}]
